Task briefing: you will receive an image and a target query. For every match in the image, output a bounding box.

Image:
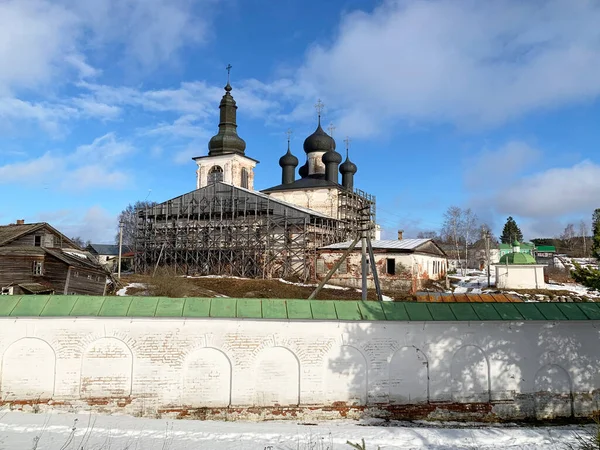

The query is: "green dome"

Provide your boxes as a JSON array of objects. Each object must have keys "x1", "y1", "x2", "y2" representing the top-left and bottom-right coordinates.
[{"x1": 499, "y1": 252, "x2": 537, "y2": 265}]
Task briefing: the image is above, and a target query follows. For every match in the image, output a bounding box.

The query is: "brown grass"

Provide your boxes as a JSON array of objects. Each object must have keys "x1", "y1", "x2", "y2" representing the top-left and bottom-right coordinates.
[{"x1": 120, "y1": 273, "x2": 414, "y2": 301}]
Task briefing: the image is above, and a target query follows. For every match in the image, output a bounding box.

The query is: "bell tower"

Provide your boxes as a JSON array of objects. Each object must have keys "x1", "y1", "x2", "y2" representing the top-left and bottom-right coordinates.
[{"x1": 193, "y1": 65, "x2": 259, "y2": 190}]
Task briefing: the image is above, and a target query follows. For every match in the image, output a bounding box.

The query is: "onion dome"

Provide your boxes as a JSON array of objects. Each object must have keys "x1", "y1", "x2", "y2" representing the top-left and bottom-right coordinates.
[
  {"x1": 208, "y1": 82, "x2": 247, "y2": 156},
  {"x1": 279, "y1": 148, "x2": 298, "y2": 168},
  {"x1": 303, "y1": 118, "x2": 336, "y2": 154},
  {"x1": 322, "y1": 149, "x2": 342, "y2": 165},
  {"x1": 340, "y1": 156, "x2": 357, "y2": 175},
  {"x1": 298, "y1": 160, "x2": 309, "y2": 178}
]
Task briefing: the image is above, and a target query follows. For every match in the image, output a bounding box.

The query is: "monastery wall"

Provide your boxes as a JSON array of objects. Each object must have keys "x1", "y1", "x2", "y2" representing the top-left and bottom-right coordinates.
[{"x1": 1, "y1": 317, "x2": 599, "y2": 421}]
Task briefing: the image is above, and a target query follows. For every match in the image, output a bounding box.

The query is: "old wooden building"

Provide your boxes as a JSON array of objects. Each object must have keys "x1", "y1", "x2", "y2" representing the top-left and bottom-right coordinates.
[{"x1": 0, "y1": 221, "x2": 109, "y2": 296}]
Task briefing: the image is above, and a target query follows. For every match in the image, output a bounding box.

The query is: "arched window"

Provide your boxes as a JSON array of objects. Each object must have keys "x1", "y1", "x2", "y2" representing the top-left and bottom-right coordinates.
[
  {"x1": 208, "y1": 165, "x2": 223, "y2": 184},
  {"x1": 241, "y1": 168, "x2": 249, "y2": 189}
]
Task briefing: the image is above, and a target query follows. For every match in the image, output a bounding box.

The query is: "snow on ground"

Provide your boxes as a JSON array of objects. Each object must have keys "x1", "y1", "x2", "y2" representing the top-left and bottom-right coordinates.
[
  {"x1": 0, "y1": 411, "x2": 590, "y2": 450},
  {"x1": 115, "y1": 283, "x2": 147, "y2": 296}
]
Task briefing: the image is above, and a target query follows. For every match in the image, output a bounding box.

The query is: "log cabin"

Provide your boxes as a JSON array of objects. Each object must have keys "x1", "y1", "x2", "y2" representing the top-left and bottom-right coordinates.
[{"x1": 0, "y1": 221, "x2": 109, "y2": 296}]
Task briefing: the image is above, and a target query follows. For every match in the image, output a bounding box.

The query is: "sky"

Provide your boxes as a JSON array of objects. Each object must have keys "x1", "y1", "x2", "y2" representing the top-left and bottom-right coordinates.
[{"x1": 1, "y1": 0, "x2": 600, "y2": 244}]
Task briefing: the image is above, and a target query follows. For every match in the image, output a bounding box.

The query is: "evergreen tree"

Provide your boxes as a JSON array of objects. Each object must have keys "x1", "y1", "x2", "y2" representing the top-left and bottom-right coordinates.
[
  {"x1": 500, "y1": 216, "x2": 523, "y2": 244},
  {"x1": 592, "y1": 208, "x2": 600, "y2": 260}
]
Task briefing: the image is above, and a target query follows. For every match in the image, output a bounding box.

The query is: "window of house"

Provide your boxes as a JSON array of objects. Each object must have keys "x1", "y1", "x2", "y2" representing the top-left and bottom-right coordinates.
[
  {"x1": 337, "y1": 258, "x2": 347, "y2": 274},
  {"x1": 208, "y1": 165, "x2": 224, "y2": 184},
  {"x1": 241, "y1": 168, "x2": 249, "y2": 189},
  {"x1": 316, "y1": 259, "x2": 325, "y2": 274},
  {"x1": 34, "y1": 235, "x2": 42, "y2": 247},
  {"x1": 386, "y1": 258, "x2": 396, "y2": 275},
  {"x1": 32, "y1": 261, "x2": 43, "y2": 276},
  {"x1": 73, "y1": 271, "x2": 79, "y2": 277},
  {"x1": 87, "y1": 274, "x2": 93, "y2": 280}
]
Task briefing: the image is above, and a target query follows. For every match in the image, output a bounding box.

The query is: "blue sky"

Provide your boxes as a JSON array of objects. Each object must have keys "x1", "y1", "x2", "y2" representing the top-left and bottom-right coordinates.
[{"x1": 1, "y1": 0, "x2": 600, "y2": 243}]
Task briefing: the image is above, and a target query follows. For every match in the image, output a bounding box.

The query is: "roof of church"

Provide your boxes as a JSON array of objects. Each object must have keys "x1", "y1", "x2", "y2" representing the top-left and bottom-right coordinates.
[
  {"x1": 262, "y1": 175, "x2": 344, "y2": 193},
  {"x1": 499, "y1": 252, "x2": 538, "y2": 265}
]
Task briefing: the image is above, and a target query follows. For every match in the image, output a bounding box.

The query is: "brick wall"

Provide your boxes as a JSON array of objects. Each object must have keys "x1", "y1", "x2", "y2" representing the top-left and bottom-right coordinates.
[{"x1": 0, "y1": 317, "x2": 599, "y2": 421}]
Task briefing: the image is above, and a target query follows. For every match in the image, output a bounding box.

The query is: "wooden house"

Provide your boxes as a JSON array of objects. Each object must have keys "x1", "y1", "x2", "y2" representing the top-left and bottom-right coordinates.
[{"x1": 0, "y1": 221, "x2": 109, "y2": 296}]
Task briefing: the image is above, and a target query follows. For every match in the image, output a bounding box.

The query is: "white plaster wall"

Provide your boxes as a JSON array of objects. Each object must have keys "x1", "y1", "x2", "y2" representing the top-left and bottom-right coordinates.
[
  {"x1": 268, "y1": 188, "x2": 339, "y2": 218},
  {"x1": 317, "y1": 251, "x2": 447, "y2": 292},
  {"x1": 0, "y1": 317, "x2": 599, "y2": 420},
  {"x1": 196, "y1": 154, "x2": 257, "y2": 190},
  {"x1": 495, "y1": 265, "x2": 546, "y2": 289}
]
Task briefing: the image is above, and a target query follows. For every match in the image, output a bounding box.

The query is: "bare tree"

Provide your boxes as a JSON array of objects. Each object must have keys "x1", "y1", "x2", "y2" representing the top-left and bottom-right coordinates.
[
  {"x1": 579, "y1": 220, "x2": 588, "y2": 257},
  {"x1": 417, "y1": 230, "x2": 439, "y2": 240},
  {"x1": 560, "y1": 223, "x2": 577, "y2": 254},
  {"x1": 462, "y1": 208, "x2": 479, "y2": 274},
  {"x1": 442, "y1": 206, "x2": 465, "y2": 275},
  {"x1": 115, "y1": 201, "x2": 157, "y2": 247}
]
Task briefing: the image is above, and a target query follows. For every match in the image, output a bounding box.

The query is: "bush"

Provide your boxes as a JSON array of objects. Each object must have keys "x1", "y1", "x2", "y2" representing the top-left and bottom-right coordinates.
[
  {"x1": 568, "y1": 413, "x2": 600, "y2": 449},
  {"x1": 571, "y1": 263, "x2": 600, "y2": 291},
  {"x1": 546, "y1": 266, "x2": 573, "y2": 284},
  {"x1": 150, "y1": 267, "x2": 191, "y2": 297}
]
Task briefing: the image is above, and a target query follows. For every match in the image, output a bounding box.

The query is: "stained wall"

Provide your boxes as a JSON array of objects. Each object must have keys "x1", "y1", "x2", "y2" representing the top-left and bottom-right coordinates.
[{"x1": 0, "y1": 317, "x2": 598, "y2": 421}]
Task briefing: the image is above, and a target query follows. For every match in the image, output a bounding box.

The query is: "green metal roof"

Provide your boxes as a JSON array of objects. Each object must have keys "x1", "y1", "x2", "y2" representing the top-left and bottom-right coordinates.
[
  {"x1": 536, "y1": 245, "x2": 556, "y2": 252},
  {"x1": 499, "y1": 252, "x2": 538, "y2": 265},
  {"x1": 0, "y1": 296, "x2": 599, "y2": 321}
]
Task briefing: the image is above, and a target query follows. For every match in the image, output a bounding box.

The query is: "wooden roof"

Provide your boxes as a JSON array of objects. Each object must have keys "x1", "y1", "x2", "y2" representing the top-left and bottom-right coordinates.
[{"x1": 0, "y1": 222, "x2": 79, "y2": 248}]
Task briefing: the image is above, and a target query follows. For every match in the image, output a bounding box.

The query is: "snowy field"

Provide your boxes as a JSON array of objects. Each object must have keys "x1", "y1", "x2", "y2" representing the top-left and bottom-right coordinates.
[{"x1": 0, "y1": 411, "x2": 591, "y2": 450}]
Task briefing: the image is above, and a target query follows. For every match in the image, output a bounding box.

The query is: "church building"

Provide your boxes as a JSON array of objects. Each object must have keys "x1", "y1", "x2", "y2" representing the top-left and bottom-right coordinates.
[{"x1": 134, "y1": 73, "x2": 375, "y2": 280}]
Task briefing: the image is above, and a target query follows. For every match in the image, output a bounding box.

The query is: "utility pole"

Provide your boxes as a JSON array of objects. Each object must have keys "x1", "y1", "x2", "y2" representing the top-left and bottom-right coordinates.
[{"x1": 117, "y1": 220, "x2": 124, "y2": 279}]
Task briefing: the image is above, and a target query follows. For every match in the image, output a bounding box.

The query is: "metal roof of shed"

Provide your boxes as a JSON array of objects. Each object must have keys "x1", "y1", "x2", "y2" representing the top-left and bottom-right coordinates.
[
  {"x1": 321, "y1": 239, "x2": 432, "y2": 250},
  {"x1": 1, "y1": 296, "x2": 599, "y2": 321}
]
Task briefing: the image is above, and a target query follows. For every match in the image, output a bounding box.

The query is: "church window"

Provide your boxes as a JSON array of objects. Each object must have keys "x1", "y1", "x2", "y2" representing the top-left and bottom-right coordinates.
[
  {"x1": 208, "y1": 165, "x2": 224, "y2": 184},
  {"x1": 241, "y1": 168, "x2": 249, "y2": 189}
]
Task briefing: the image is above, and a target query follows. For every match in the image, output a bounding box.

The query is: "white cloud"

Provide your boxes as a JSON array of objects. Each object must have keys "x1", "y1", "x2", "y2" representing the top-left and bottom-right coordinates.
[
  {"x1": 465, "y1": 141, "x2": 541, "y2": 189},
  {"x1": 34, "y1": 206, "x2": 117, "y2": 243},
  {"x1": 0, "y1": 153, "x2": 62, "y2": 183},
  {"x1": 289, "y1": 0, "x2": 600, "y2": 134},
  {"x1": 0, "y1": 133, "x2": 133, "y2": 190},
  {"x1": 0, "y1": 0, "x2": 80, "y2": 95},
  {"x1": 493, "y1": 160, "x2": 600, "y2": 218}
]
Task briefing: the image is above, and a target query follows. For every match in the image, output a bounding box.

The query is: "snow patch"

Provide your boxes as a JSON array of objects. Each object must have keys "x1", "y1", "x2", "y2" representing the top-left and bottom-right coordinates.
[{"x1": 0, "y1": 411, "x2": 588, "y2": 449}]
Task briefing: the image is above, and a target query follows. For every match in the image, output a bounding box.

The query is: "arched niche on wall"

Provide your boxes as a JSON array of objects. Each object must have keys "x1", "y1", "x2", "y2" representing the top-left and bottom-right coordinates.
[
  {"x1": 451, "y1": 345, "x2": 490, "y2": 403},
  {"x1": 323, "y1": 345, "x2": 367, "y2": 406},
  {"x1": 389, "y1": 346, "x2": 429, "y2": 404},
  {"x1": 1, "y1": 338, "x2": 55, "y2": 400},
  {"x1": 80, "y1": 338, "x2": 133, "y2": 398},
  {"x1": 254, "y1": 346, "x2": 299, "y2": 407},
  {"x1": 534, "y1": 364, "x2": 573, "y2": 419},
  {"x1": 183, "y1": 348, "x2": 231, "y2": 407}
]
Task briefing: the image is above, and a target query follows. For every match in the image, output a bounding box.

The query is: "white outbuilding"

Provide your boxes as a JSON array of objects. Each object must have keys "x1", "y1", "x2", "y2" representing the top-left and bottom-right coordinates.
[{"x1": 495, "y1": 241, "x2": 546, "y2": 290}]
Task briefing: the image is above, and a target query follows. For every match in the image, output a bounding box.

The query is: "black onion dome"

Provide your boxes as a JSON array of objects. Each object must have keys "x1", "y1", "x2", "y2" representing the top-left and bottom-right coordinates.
[
  {"x1": 279, "y1": 149, "x2": 299, "y2": 167},
  {"x1": 303, "y1": 123, "x2": 336, "y2": 154},
  {"x1": 322, "y1": 149, "x2": 342, "y2": 164},
  {"x1": 299, "y1": 160, "x2": 309, "y2": 178},
  {"x1": 208, "y1": 82, "x2": 247, "y2": 155},
  {"x1": 340, "y1": 156, "x2": 357, "y2": 174}
]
